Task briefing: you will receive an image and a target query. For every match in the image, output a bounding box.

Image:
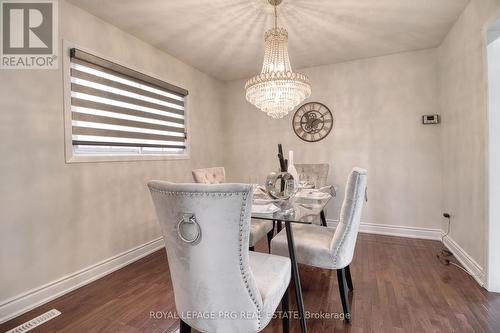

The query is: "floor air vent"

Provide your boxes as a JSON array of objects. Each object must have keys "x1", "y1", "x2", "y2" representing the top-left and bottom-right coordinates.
[{"x1": 5, "y1": 309, "x2": 61, "y2": 333}]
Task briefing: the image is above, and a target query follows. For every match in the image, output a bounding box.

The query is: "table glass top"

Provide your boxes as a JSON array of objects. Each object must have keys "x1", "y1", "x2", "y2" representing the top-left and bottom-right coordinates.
[{"x1": 251, "y1": 188, "x2": 332, "y2": 224}]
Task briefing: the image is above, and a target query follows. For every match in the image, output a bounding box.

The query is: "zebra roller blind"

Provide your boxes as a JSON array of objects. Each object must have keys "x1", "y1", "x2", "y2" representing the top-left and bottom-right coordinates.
[{"x1": 69, "y1": 48, "x2": 188, "y2": 155}]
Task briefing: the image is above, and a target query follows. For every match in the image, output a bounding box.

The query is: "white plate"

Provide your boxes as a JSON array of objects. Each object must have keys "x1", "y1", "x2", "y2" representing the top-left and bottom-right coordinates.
[
  {"x1": 295, "y1": 190, "x2": 331, "y2": 200},
  {"x1": 251, "y1": 203, "x2": 280, "y2": 214},
  {"x1": 253, "y1": 198, "x2": 278, "y2": 205}
]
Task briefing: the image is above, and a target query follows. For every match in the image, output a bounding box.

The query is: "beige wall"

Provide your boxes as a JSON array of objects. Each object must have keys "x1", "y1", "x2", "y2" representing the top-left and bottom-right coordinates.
[
  {"x1": 223, "y1": 49, "x2": 443, "y2": 231},
  {"x1": 0, "y1": 0, "x2": 225, "y2": 302},
  {"x1": 438, "y1": 0, "x2": 500, "y2": 270}
]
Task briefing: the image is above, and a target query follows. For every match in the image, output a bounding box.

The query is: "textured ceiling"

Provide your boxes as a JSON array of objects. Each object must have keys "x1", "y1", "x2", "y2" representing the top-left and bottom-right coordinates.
[{"x1": 68, "y1": 0, "x2": 469, "y2": 81}]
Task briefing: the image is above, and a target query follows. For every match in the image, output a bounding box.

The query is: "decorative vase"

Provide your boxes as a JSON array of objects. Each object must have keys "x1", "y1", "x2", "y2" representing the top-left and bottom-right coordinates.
[
  {"x1": 265, "y1": 171, "x2": 296, "y2": 214},
  {"x1": 265, "y1": 171, "x2": 295, "y2": 200}
]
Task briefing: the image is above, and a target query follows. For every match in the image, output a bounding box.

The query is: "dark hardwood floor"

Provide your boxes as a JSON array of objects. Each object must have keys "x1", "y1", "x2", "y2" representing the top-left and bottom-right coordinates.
[{"x1": 2, "y1": 233, "x2": 500, "y2": 333}]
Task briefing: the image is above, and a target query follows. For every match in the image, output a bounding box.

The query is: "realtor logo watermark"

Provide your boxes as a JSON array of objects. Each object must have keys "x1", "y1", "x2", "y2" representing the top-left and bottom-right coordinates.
[{"x1": 1, "y1": 0, "x2": 58, "y2": 69}]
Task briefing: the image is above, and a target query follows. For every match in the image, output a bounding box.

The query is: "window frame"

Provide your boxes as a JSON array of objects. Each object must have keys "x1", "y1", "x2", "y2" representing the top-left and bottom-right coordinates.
[{"x1": 62, "y1": 40, "x2": 190, "y2": 163}]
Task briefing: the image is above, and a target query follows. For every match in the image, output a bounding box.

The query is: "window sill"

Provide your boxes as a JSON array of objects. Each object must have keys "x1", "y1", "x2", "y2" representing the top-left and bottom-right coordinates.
[{"x1": 65, "y1": 153, "x2": 190, "y2": 163}]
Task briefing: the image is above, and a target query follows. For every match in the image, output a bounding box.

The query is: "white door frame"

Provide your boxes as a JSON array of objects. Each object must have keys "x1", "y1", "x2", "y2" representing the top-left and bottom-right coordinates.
[{"x1": 485, "y1": 17, "x2": 500, "y2": 293}]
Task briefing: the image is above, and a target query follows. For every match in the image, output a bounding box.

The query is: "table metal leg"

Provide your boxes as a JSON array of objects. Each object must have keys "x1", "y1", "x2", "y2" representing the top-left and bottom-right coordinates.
[
  {"x1": 179, "y1": 320, "x2": 191, "y2": 333},
  {"x1": 320, "y1": 210, "x2": 327, "y2": 227},
  {"x1": 282, "y1": 287, "x2": 290, "y2": 333},
  {"x1": 285, "y1": 222, "x2": 307, "y2": 333},
  {"x1": 277, "y1": 220, "x2": 283, "y2": 232}
]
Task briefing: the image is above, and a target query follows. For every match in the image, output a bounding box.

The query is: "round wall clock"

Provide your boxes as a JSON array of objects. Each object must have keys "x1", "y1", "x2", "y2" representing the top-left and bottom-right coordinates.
[{"x1": 292, "y1": 102, "x2": 334, "y2": 142}]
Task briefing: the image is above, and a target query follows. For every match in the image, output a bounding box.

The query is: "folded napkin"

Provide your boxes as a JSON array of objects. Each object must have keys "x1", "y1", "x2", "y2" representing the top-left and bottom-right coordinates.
[
  {"x1": 295, "y1": 189, "x2": 331, "y2": 200},
  {"x1": 318, "y1": 185, "x2": 337, "y2": 197},
  {"x1": 298, "y1": 181, "x2": 315, "y2": 189},
  {"x1": 251, "y1": 203, "x2": 280, "y2": 214},
  {"x1": 254, "y1": 198, "x2": 279, "y2": 205}
]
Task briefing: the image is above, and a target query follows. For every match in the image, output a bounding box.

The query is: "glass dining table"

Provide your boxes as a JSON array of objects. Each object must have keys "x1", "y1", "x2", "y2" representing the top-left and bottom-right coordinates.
[{"x1": 251, "y1": 192, "x2": 332, "y2": 333}]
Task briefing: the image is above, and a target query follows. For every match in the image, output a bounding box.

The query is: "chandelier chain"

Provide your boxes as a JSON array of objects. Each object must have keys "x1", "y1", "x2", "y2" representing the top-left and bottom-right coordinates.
[{"x1": 274, "y1": 4, "x2": 277, "y2": 29}]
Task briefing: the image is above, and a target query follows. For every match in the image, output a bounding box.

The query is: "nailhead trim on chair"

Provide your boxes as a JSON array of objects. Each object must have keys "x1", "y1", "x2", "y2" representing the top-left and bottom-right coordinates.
[
  {"x1": 149, "y1": 187, "x2": 263, "y2": 330},
  {"x1": 238, "y1": 191, "x2": 262, "y2": 330},
  {"x1": 149, "y1": 188, "x2": 238, "y2": 197},
  {"x1": 332, "y1": 175, "x2": 362, "y2": 267}
]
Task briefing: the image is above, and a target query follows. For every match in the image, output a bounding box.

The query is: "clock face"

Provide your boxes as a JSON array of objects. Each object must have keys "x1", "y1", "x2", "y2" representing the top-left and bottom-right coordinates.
[{"x1": 292, "y1": 102, "x2": 334, "y2": 142}]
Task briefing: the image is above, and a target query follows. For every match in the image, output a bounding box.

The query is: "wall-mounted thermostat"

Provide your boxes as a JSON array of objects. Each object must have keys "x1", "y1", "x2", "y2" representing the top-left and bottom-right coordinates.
[{"x1": 422, "y1": 114, "x2": 440, "y2": 125}]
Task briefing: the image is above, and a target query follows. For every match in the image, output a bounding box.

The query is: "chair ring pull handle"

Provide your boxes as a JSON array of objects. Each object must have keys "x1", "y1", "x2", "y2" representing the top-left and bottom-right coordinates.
[{"x1": 177, "y1": 213, "x2": 201, "y2": 245}]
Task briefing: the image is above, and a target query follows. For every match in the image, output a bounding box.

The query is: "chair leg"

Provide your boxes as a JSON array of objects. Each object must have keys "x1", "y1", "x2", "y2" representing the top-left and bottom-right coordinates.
[
  {"x1": 345, "y1": 265, "x2": 354, "y2": 291},
  {"x1": 320, "y1": 210, "x2": 327, "y2": 227},
  {"x1": 249, "y1": 246, "x2": 255, "y2": 251},
  {"x1": 267, "y1": 229, "x2": 274, "y2": 254},
  {"x1": 180, "y1": 319, "x2": 191, "y2": 333},
  {"x1": 337, "y1": 268, "x2": 351, "y2": 323},
  {"x1": 281, "y1": 287, "x2": 289, "y2": 333}
]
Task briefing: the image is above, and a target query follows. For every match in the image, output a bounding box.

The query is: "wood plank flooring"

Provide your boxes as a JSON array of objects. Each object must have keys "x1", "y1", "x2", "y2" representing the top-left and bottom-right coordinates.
[{"x1": 1, "y1": 233, "x2": 500, "y2": 333}]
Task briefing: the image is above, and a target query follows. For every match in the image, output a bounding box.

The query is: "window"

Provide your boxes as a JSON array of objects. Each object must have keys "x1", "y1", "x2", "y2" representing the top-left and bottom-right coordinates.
[{"x1": 65, "y1": 47, "x2": 188, "y2": 162}]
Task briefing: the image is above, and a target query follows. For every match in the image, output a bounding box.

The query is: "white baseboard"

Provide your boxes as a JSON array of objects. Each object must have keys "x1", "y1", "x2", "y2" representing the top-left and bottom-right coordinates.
[
  {"x1": 442, "y1": 236, "x2": 486, "y2": 287},
  {"x1": 326, "y1": 220, "x2": 443, "y2": 240},
  {"x1": 326, "y1": 219, "x2": 485, "y2": 287},
  {"x1": 0, "y1": 237, "x2": 164, "y2": 324}
]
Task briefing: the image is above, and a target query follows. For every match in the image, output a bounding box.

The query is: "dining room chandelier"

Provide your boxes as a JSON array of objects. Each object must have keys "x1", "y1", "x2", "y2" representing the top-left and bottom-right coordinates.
[{"x1": 245, "y1": 0, "x2": 311, "y2": 119}]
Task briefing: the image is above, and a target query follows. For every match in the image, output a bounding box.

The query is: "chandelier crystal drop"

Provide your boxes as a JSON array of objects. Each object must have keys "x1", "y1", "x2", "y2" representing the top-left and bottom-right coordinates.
[{"x1": 245, "y1": 0, "x2": 311, "y2": 119}]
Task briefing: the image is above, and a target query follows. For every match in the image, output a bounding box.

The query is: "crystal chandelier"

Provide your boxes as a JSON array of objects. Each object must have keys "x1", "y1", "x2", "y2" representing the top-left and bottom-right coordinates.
[{"x1": 245, "y1": 0, "x2": 311, "y2": 119}]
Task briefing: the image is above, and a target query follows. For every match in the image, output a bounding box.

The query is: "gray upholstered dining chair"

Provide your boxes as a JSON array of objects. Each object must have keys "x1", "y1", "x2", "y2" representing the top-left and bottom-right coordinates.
[
  {"x1": 192, "y1": 167, "x2": 275, "y2": 252},
  {"x1": 148, "y1": 182, "x2": 291, "y2": 333},
  {"x1": 271, "y1": 167, "x2": 368, "y2": 323},
  {"x1": 295, "y1": 163, "x2": 335, "y2": 226},
  {"x1": 192, "y1": 166, "x2": 226, "y2": 184}
]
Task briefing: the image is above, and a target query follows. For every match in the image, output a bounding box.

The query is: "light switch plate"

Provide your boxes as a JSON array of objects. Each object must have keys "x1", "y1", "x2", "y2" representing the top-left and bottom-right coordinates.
[{"x1": 422, "y1": 114, "x2": 440, "y2": 125}]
